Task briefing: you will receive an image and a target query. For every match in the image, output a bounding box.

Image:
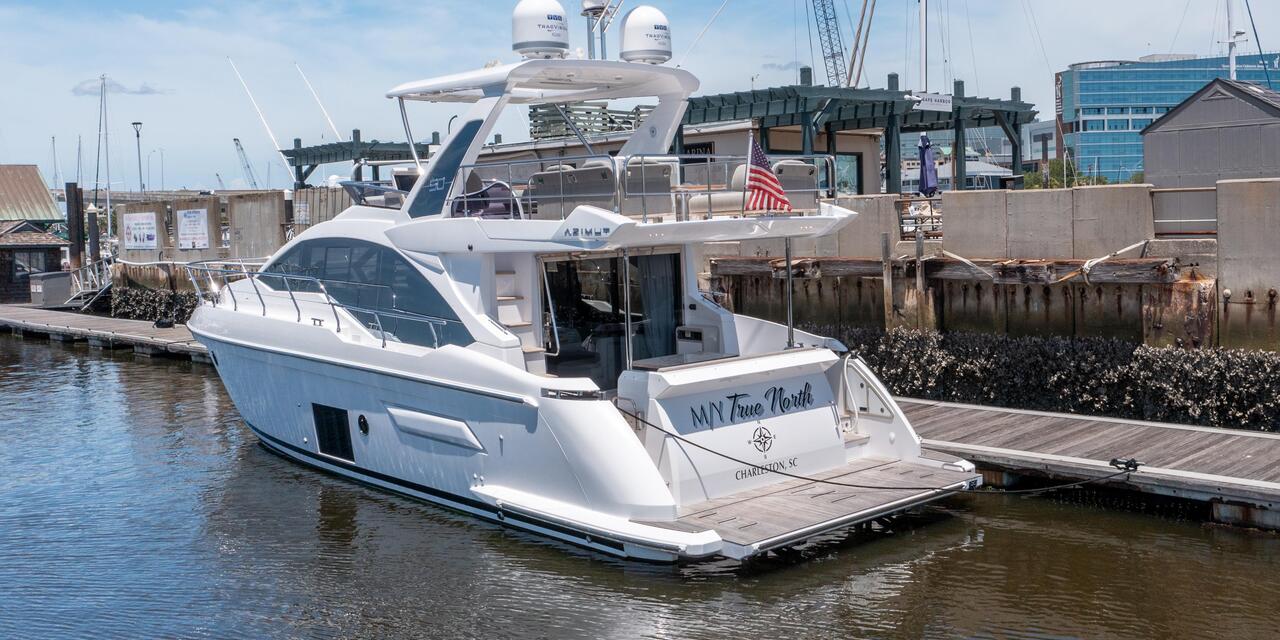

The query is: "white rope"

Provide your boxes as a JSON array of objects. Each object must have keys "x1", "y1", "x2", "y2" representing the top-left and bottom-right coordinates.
[
  {"x1": 1081, "y1": 239, "x2": 1150, "y2": 285},
  {"x1": 940, "y1": 249, "x2": 994, "y2": 279}
]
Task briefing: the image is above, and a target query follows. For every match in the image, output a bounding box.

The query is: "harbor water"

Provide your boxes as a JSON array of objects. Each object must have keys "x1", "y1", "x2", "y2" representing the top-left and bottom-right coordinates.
[{"x1": 2, "y1": 334, "x2": 1278, "y2": 639}]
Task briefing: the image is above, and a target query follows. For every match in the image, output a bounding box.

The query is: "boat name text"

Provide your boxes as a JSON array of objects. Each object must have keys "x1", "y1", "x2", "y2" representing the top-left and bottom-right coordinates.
[{"x1": 690, "y1": 382, "x2": 815, "y2": 429}]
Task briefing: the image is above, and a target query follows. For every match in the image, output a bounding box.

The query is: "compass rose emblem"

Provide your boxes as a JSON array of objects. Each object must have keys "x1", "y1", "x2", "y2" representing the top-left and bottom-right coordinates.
[{"x1": 749, "y1": 426, "x2": 775, "y2": 454}]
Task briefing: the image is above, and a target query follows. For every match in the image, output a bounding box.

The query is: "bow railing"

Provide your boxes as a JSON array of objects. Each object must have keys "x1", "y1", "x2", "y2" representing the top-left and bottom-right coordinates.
[{"x1": 183, "y1": 259, "x2": 461, "y2": 349}]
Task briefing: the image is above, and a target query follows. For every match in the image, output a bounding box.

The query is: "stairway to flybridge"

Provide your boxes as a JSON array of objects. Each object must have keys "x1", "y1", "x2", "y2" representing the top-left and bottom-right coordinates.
[{"x1": 495, "y1": 265, "x2": 547, "y2": 375}]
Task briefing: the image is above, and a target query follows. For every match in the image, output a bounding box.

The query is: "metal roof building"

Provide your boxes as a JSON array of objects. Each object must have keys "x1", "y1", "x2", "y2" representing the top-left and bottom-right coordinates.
[{"x1": 0, "y1": 165, "x2": 62, "y2": 223}]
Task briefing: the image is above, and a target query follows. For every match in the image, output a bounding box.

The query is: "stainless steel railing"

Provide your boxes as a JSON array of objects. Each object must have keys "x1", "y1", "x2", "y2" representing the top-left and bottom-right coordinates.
[
  {"x1": 184, "y1": 259, "x2": 459, "y2": 349},
  {"x1": 342, "y1": 153, "x2": 839, "y2": 223},
  {"x1": 69, "y1": 256, "x2": 113, "y2": 297}
]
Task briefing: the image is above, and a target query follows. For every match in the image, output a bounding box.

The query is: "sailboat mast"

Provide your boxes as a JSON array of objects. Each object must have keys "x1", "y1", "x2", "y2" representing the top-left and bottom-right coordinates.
[
  {"x1": 920, "y1": 0, "x2": 928, "y2": 91},
  {"x1": 104, "y1": 74, "x2": 113, "y2": 239}
]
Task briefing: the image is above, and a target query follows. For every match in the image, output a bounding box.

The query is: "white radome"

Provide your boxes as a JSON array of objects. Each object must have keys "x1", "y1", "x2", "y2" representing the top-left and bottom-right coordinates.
[
  {"x1": 513, "y1": 0, "x2": 570, "y2": 59},
  {"x1": 619, "y1": 5, "x2": 672, "y2": 65}
]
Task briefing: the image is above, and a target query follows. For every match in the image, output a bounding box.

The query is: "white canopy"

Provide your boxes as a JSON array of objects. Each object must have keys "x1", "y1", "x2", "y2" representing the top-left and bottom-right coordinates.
[{"x1": 386, "y1": 59, "x2": 699, "y2": 105}]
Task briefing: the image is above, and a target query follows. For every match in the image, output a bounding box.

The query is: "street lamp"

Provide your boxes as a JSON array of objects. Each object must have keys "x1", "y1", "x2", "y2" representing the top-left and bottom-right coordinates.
[{"x1": 131, "y1": 122, "x2": 144, "y2": 192}]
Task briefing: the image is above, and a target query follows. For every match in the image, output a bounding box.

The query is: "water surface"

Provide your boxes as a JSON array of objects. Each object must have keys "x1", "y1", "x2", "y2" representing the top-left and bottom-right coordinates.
[{"x1": 1, "y1": 335, "x2": 1277, "y2": 639}]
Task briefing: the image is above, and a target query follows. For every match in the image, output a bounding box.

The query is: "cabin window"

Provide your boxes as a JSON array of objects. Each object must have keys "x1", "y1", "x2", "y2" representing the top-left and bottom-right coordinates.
[
  {"x1": 312, "y1": 403, "x2": 354, "y2": 461},
  {"x1": 13, "y1": 251, "x2": 48, "y2": 282},
  {"x1": 261, "y1": 238, "x2": 472, "y2": 348}
]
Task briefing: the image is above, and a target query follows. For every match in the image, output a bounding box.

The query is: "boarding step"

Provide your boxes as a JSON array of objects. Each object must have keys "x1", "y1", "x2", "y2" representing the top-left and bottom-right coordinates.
[{"x1": 636, "y1": 458, "x2": 980, "y2": 559}]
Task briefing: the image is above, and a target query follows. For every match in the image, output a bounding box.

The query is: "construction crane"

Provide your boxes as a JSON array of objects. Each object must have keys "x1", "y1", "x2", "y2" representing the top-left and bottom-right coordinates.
[
  {"x1": 215, "y1": 173, "x2": 227, "y2": 190},
  {"x1": 811, "y1": 0, "x2": 848, "y2": 87},
  {"x1": 233, "y1": 138, "x2": 261, "y2": 189}
]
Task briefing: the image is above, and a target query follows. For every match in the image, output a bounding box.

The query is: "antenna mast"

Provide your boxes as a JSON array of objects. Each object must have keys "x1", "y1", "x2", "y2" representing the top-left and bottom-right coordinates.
[
  {"x1": 295, "y1": 62, "x2": 344, "y2": 141},
  {"x1": 1225, "y1": 0, "x2": 1248, "y2": 80},
  {"x1": 228, "y1": 58, "x2": 294, "y2": 180}
]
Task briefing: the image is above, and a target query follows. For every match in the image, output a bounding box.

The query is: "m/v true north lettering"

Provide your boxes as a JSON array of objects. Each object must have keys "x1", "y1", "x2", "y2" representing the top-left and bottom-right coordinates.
[{"x1": 690, "y1": 382, "x2": 818, "y2": 429}]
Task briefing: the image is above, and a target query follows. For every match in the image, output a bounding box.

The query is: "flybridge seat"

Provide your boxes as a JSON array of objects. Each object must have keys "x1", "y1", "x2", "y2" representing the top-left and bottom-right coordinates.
[
  {"x1": 525, "y1": 158, "x2": 676, "y2": 220},
  {"x1": 685, "y1": 164, "x2": 748, "y2": 215},
  {"x1": 452, "y1": 170, "x2": 523, "y2": 218},
  {"x1": 684, "y1": 160, "x2": 821, "y2": 217},
  {"x1": 453, "y1": 181, "x2": 522, "y2": 218},
  {"x1": 774, "y1": 160, "x2": 820, "y2": 211}
]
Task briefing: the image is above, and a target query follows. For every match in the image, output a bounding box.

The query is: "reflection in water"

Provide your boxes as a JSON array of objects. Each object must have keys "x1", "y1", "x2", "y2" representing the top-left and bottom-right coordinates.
[{"x1": 1, "y1": 334, "x2": 1278, "y2": 639}]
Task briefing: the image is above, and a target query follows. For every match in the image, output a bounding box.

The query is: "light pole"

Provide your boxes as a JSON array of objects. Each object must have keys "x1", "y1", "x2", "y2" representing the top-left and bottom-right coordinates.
[{"x1": 131, "y1": 122, "x2": 144, "y2": 192}]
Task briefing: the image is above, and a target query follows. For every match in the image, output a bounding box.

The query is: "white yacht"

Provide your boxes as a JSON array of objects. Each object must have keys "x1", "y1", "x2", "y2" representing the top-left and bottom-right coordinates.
[{"x1": 187, "y1": 1, "x2": 979, "y2": 562}]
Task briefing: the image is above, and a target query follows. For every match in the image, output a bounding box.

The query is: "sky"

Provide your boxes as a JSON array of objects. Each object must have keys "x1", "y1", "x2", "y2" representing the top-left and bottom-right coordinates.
[{"x1": 2, "y1": 0, "x2": 1279, "y2": 191}]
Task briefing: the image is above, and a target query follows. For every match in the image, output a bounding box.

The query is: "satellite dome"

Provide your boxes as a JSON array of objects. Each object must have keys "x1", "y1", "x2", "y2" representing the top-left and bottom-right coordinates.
[
  {"x1": 513, "y1": 0, "x2": 570, "y2": 60},
  {"x1": 619, "y1": 6, "x2": 671, "y2": 65}
]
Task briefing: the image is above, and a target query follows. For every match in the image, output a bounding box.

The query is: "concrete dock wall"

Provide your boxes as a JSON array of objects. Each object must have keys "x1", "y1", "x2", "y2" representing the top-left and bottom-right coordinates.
[
  {"x1": 228, "y1": 192, "x2": 287, "y2": 259},
  {"x1": 1072, "y1": 184, "x2": 1155, "y2": 259},
  {"x1": 1006, "y1": 189, "x2": 1074, "y2": 259},
  {"x1": 941, "y1": 190, "x2": 1007, "y2": 258},
  {"x1": 1216, "y1": 178, "x2": 1280, "y2": 349}
]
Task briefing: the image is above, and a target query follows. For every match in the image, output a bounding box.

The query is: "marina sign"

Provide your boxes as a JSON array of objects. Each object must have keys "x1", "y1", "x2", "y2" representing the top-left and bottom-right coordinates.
[{"x1": 913, "y1": 92, "x2": 953, "y2": 112}]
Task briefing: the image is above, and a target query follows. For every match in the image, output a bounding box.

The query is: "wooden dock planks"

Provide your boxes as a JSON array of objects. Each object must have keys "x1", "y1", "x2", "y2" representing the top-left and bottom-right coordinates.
[
  {"x1": 0, "y1": 304, "x2": 207, "y2": 358},
  {"x1": 907, "y1": 399, "x2": 1280, "y2": 511},
  {"x1": 641, "y1": 458, "x2": 979, "y2": 549}
]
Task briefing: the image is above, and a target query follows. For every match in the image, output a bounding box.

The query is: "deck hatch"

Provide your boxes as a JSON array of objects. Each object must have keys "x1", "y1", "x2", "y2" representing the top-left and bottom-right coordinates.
[{"x1": 312, "y1": 404, "x2": 355, "y2": 461}]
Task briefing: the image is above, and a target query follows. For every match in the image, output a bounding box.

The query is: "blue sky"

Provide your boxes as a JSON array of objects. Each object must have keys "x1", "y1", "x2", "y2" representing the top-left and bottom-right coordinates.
[{"x1": 3, "y1": 0, "x2": 1279, "y2": 190}]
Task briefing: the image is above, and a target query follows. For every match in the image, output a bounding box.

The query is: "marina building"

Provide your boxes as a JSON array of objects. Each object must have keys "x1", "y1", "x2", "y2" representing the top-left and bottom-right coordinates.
[{"x1": 1055, "y1": 53, "x2": 1279, "y2": 182}]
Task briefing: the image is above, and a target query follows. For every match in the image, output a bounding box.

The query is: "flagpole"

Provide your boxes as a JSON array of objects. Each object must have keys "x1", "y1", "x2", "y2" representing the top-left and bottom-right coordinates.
[{"x1": 741, "y1": 128, "x2": 752, "y2": 215}]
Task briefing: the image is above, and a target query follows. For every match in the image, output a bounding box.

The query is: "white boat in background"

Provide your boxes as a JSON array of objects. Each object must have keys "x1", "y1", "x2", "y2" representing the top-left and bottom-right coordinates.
[{"x1": 186, "y1": 0, "x2": 979, "y2": 562}]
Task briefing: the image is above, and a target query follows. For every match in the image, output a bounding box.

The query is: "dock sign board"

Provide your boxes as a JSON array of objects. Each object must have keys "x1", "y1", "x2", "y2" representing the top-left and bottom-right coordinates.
[
  {"x1": 913, "y1": 92, "x2": 953, "y2": 112},
  {"x1": 176, "y1": 208, "x2": 210, "y2": 250},
  {"x1": 123, "y1": 212, "x2": 158, "y2": 250}
]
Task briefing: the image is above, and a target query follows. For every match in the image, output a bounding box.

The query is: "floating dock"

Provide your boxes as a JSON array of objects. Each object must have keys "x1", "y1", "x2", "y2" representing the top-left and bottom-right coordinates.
[
  {"x1": 1, "y1": 304, "x2": 1276, "y2": 530},
  {"x1": 905, "y1": 399, "x2": 1280, "y2": 529},
  {"x1": 0, "y1": 304, "x2": 208, "y2": 361}
]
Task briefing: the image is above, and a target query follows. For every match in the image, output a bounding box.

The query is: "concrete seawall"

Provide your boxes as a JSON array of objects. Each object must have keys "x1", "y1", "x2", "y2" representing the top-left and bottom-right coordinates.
[{"x1": 711, "y1": 179, "x2": 1279, "y2": 350}]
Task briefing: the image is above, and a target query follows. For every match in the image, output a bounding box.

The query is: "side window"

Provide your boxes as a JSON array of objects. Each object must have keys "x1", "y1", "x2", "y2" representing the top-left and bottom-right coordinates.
[
  {"x1": 376, "y1": 247, "x2": 472, "y2": 348},
  {"x1": 260, "y1": 239, "x2": 471, "y2": 348}
]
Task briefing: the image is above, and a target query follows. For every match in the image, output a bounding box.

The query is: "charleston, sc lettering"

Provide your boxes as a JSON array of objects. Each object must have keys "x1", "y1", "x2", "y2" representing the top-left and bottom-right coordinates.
[{"x1": 734, "y1": 457, "x2": 799, "y2": 480}]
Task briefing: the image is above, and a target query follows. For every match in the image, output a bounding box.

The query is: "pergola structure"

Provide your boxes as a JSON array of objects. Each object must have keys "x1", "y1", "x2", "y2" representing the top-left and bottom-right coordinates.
[
  {"x1": 280, "y1": 129, "x2": 433, "y2": 188},
  {"x1": 679, "y1": 73, "x2": 1037, "y2": 193},
  {"x1": 282, "y1": 72, "x2": 1036, "y2": 194}
]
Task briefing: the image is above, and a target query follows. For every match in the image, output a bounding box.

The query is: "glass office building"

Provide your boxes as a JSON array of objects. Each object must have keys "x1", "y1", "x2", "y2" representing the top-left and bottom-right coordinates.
[{"x1": 1057, "y1": 53, "x2": 1278, "y2": 182}]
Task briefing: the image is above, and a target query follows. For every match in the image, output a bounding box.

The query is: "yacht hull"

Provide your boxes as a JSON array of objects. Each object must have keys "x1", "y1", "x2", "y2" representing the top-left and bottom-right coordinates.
[{"x1": 196, "y1": 331, "x2": 709, "y2": 561}]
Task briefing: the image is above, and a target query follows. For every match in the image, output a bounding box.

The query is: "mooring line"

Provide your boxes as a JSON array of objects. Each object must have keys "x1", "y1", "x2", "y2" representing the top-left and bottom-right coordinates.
[{"x1": 614, "y1": 407, "x2": 1141, "y2": 496}]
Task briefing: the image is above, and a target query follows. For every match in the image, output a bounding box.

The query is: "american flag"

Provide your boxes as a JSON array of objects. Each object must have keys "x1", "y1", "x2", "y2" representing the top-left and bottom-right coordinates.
[{"x1": 745, "y1": 136, "x2": 791, "y2": 212}]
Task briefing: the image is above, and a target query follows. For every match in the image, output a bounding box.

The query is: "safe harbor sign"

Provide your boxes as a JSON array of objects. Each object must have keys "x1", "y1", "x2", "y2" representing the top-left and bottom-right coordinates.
[{"x1": 912, "y1": 92, "x2": 953, "y2": 112}]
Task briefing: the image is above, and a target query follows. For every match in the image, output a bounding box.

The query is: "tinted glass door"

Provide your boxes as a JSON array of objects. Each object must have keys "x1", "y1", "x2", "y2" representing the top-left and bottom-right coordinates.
[{"x1": 543, "y1": 252, "x2": 681, "y2": 389}]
